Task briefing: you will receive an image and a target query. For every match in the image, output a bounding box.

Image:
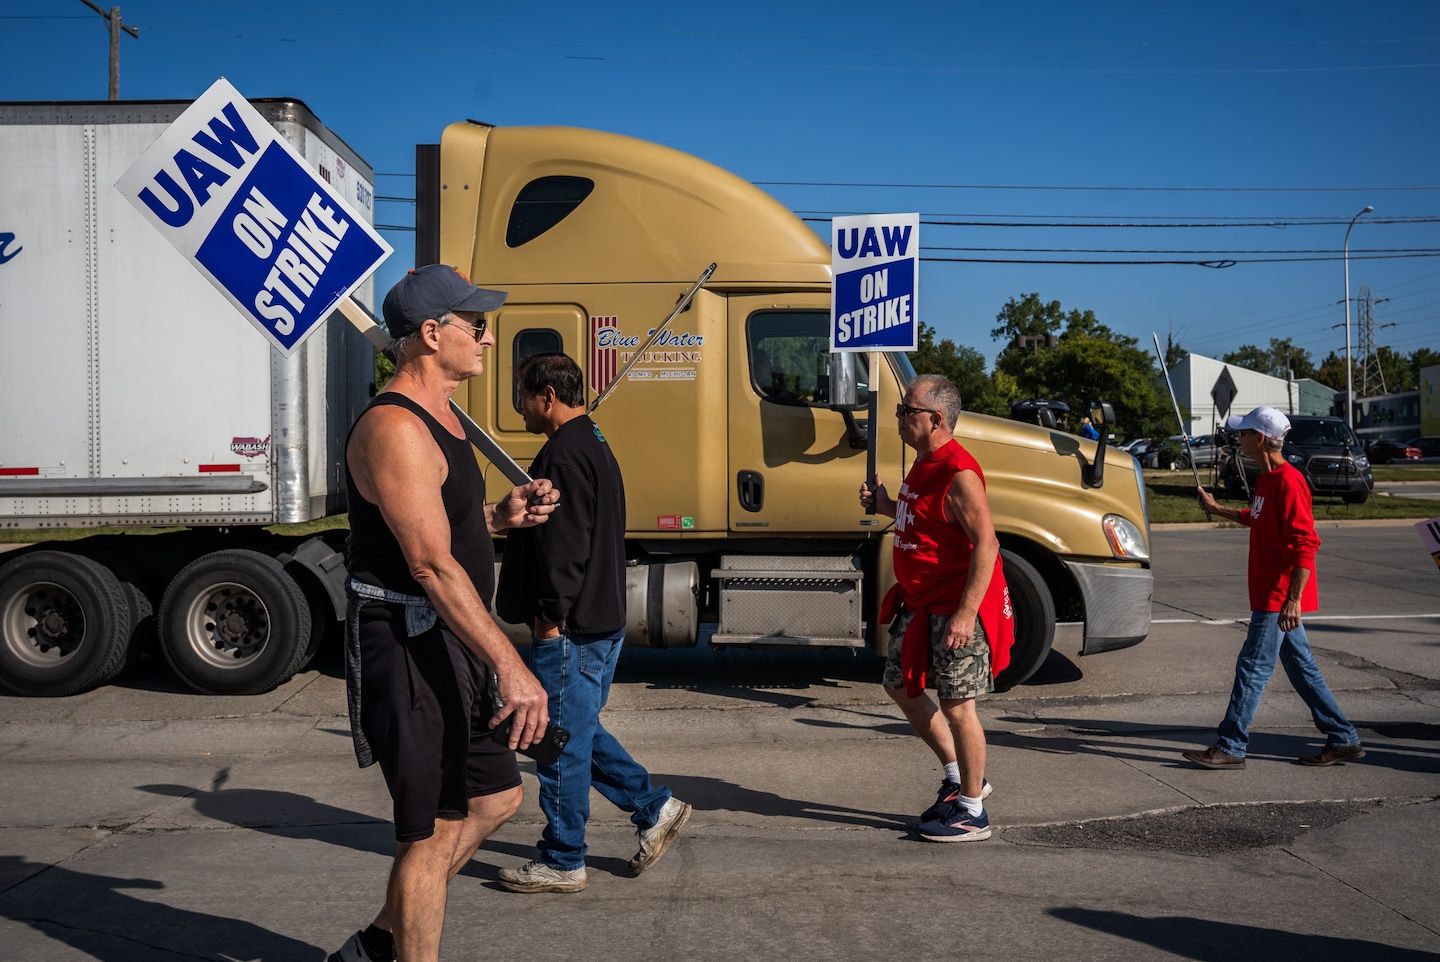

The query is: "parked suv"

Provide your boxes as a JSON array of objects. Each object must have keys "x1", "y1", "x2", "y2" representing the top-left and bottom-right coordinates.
[
  {"x1": 1221, "y1": 416, "x2": 1374, "y2": 504},
  {"x1": 1145, "y1": 434, "x2": 1220, "y2": 469}
]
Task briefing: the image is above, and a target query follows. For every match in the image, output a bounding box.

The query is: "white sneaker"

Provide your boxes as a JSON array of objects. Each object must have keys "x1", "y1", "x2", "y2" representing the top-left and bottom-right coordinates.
[
  {"x1": 497, "y1": 859, "x2": 588, "y2": 893},
  {"x1": 629, "y1": 797, "x2": 692, "y2": 876}
]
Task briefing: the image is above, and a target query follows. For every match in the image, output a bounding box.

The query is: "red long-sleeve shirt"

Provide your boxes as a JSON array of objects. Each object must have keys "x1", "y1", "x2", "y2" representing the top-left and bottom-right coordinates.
[{"x1": 1236, "y1": 462, "x2": 1321, "y2": 613}]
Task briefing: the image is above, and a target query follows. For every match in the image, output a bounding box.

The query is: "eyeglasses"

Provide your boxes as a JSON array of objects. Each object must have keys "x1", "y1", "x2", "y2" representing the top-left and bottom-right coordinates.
[
  {"x1": 442, "y1": 314, "x2": 488, "y2": 341},
  {"x1": 895, "y1": 403, "x2": 940, "y2": 419}
]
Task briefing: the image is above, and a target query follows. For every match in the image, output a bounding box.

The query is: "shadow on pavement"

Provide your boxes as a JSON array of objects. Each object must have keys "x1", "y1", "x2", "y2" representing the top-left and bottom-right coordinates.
[
  {"x1": 1049, "y1": 907, "x2": 1440, "y2": 961},
  {"x1": 0, "y1": 855, "x2": 322, "y2": 961},
  {"x1": 652, "y1": 772, "x2": 906, "y2": 830}
]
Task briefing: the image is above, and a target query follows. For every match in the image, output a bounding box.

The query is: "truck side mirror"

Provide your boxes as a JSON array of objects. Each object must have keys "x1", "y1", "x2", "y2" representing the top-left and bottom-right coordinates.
[
  {"x1": 827, "y1": 352, "x2": 863, "y2": 412},
  {"x1": 1084, "y1": 400, "x2": 1115, "y2": 488}
]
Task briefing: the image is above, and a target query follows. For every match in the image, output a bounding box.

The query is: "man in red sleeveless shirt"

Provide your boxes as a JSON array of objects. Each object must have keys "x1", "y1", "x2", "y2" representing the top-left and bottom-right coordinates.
[
  {"x1": 1184, "y1": 406, "x2": 1362, "y2": 770},
  {"x1": 860, "y1": 374, "x2": 1014, "y2": 842}
]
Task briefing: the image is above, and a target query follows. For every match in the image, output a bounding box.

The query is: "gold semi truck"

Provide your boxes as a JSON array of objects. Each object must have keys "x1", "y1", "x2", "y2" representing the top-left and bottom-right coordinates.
[{"x1": 425, "y1": 122, "x2": 1153, "y2": 687}]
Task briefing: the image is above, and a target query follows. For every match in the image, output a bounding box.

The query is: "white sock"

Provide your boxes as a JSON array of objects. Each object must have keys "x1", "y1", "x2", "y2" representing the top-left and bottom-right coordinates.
[
  {"x1": 958, "y1": 793, "x2": 984, "y2": 817},
  {"x1": 942, "y1": 762, "x2": 961, "y2": 783}
]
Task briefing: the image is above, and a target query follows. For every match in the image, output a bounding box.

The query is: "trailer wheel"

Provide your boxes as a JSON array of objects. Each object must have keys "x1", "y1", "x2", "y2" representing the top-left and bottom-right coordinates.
[
  {"x1": 0, "y1": 550, "x2": 134, "y2": 696},
  {"x1": 994, "y1": 550, "x2": 1056, "y2": 692},
  {"x1": 158, "y1": 549, "x2": 311, "y2": 695}
]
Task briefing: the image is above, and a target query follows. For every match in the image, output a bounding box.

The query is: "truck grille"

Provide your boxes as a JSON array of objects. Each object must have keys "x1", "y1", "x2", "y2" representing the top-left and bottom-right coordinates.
[{"x1": 1306, "y1": 457, "x2": 1357, "y2": 488}]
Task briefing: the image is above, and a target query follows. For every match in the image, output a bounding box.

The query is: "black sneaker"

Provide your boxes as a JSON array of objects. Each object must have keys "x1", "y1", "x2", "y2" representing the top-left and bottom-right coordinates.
[
  {"x1": 919, "y1": 777, "x2": 992, "y2": 822},
  {"x1": 328, "y1": 930, "x2": 394, "y2": 962}
]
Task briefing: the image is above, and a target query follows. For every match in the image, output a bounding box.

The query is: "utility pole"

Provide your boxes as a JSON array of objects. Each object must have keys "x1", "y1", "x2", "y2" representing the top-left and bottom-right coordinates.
[
  {"x1": 1357, "y1": 286, "x2": 1394, "y2": 397},
  {"x1": 79, "y1": 1, "x2": 139, "y2": 100}
]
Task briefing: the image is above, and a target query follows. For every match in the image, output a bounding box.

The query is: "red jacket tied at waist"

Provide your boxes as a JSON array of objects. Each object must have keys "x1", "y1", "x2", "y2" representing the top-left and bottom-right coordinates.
[{"x1": 881, "y1": 439, "x2": 1014, "y2": 697}]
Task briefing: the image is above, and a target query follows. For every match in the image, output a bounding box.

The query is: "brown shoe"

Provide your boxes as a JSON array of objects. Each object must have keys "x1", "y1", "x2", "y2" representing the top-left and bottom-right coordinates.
[
  {"x1": 1182, "y1": 747, "x2": 1246, "y2": 770},
  {"x1": 1298, "y1": 743, "x2": 1365, "y2": 767}
]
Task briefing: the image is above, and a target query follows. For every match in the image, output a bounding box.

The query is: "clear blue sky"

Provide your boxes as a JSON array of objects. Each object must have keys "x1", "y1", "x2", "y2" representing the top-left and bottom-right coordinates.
[{"x1": 4, "y1": 0, "x2": 1438, "y2": 368}]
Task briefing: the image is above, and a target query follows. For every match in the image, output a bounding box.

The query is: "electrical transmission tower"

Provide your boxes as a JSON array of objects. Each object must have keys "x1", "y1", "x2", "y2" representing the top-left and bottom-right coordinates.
[{"x1": 1356, "y1": 286, "x2": 1394, "y2": 397}]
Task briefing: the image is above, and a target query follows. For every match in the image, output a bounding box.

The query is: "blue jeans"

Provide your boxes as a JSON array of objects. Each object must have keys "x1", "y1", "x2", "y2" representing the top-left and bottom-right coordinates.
[
  {"x1": 528, "y1": 629, "x2": 671, "y2": 870},
  {"x1": 1214, "y1": 611, "x2": 1360, "y2": 758}
]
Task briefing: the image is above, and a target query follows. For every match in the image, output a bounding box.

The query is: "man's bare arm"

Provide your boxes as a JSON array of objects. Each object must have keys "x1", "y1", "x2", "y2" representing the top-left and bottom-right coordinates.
[{"x1": 348, "y1": 407, "x2": 548, "y2": 748}]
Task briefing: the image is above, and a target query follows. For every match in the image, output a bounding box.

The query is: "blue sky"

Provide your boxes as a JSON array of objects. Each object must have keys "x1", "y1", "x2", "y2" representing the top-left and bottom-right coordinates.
[{"x1": 4, "y1": 0, "x2": 1438, "y2": 368}]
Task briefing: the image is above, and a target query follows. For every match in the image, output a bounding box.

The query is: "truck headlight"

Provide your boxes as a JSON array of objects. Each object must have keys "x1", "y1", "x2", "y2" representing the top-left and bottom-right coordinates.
[
  {"x1": 1355, "y1": 456, "x2": 1370, "y2": 469},
  {"x1": 1287, "y1": 453, "x2": 1305, "y2": 466},
  {"x1": 1102, "y1": 514, "x2": 1149, "y2": 561}
]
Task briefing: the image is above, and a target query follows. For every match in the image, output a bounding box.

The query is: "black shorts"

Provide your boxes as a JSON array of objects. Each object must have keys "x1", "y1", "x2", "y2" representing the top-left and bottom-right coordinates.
[{"x1": 354, "y1": 599, "x2": 521, "y2": 842}]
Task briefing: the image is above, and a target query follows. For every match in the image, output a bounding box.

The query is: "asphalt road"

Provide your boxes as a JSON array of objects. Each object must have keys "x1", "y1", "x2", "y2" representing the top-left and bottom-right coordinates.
[{"x1": 1, "y1": 521, "x2": 1437, "y2": 961}]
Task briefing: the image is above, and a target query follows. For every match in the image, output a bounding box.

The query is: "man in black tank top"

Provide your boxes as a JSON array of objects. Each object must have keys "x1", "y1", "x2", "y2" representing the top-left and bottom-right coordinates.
[{"x1": 329, "y1": 266, "x2": 559, "y2": 962}]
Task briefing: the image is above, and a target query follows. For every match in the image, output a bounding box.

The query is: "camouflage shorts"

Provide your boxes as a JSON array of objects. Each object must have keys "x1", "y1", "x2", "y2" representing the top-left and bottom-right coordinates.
[{"x1": 882, "y1": 609, "x2": 992, "y2": 700}]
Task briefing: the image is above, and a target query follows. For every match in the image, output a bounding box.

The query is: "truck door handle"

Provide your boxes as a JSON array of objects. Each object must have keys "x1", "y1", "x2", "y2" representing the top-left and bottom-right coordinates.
[{"x1": 737, "y1": 470, "x2": 764, "y2": 513}]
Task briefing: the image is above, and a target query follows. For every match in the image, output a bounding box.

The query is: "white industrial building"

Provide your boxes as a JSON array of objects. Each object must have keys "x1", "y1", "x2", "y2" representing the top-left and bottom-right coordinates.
[{"x1": 1166, "y1": 353, "x2": 1337, "y2": 437}]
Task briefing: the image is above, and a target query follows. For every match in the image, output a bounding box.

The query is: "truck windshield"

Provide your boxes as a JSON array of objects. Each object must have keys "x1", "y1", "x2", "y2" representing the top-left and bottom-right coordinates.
[
  {"x1": 1289, "y1": 420, "x2": 1358, "y2": 447},
  {"x1": 891, "y1": 351, "x2": 916, "y2": 391}
]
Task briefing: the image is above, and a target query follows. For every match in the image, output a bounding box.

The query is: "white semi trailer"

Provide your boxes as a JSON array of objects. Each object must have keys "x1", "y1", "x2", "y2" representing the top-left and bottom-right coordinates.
[{"x1": 0, "y1": 99, "x2": 376, "y2": 696}]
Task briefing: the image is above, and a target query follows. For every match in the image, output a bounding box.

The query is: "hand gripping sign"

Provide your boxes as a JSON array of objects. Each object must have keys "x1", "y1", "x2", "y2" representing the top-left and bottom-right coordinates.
[
  {"x1": 830, "y1": 213, "x2": 919, "y2": 353},
  {"x1": 115, "y1": 77, "x2": 390, "y2": 355}
]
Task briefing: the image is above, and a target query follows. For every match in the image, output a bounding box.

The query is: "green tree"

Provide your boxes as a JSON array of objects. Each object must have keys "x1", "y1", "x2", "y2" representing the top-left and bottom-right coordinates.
[
  {"x1": 1373, "y1": 346, "x2": 1415, "y2": 392},
  {"x1": 1222, "y1": 338, "x2": 1315, "y2": 379},
  {"x1": 1412, "y1": 348, "x2": 1440, "y2": 383},
  {"x1": 1314, "y1": 351, "x2": 1352, "y2": 391},
  {"x1": 908, "y1": 322, "x2": 1005, "y2": 416},
  {"x1": 993, "y1": 294, "x2": 1172, "y2": 437},
  {"x1": 1163, "y1": 332, "x2": 1188, "y2": 370}
]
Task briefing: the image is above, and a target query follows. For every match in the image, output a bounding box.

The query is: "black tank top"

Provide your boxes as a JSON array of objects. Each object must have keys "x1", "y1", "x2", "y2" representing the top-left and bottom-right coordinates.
[{"x1": 344, "y1": 393, "x2": 495, "y2": 606}]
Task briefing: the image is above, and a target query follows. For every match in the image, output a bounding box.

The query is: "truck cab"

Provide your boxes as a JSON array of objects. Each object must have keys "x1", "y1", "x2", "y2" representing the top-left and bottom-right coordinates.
[{"x1": 423, "y1": 122, "x2": 1153, "y2": 687}]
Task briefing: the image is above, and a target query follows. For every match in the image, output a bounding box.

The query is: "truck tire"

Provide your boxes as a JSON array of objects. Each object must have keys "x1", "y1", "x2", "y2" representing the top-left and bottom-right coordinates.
[
  {"x1": 0, "y1": 550, "x2": 134, "y2": 696},
  {"x1": 994, "y1": 550, "x2": 1056, "y2": 692},
  {"x1": 158, "y1": 549, "x2": 312, "y2": 695}
]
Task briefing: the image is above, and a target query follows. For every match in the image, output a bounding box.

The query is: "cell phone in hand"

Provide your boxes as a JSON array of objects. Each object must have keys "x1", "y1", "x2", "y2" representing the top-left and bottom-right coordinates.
[
  {"x1": 486, "y1": 671, "x2": 569, "y2": 763},
  {"x1": 488, "y1": 714, "x2": 570, "y2": 763}
]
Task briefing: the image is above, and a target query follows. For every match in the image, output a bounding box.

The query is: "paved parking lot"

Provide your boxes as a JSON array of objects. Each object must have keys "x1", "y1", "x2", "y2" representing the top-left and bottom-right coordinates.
[{"x1": 0, "y1": 522, "x2": 1436, "y2": 961}]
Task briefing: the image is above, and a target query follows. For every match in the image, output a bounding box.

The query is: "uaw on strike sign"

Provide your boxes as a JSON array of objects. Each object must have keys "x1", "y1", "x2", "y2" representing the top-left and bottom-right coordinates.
[
  {"x1": 830, "y1": 212, "x2": 919, "y2": 353},
  {"x1": 116, "y1": 78, "x2": 390, "y2": 354}
]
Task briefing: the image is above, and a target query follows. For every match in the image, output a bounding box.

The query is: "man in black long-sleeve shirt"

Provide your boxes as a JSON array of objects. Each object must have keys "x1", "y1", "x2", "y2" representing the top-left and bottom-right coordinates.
[{"x1": 496, "y1": 353, "x2": 690, "y2": 894}]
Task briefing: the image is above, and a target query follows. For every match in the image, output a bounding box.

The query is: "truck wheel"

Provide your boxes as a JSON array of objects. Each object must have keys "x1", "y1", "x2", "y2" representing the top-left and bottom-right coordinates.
[
  {"x1": 0, "y1": 550, "x2": 134, "y2": 696},
  {"x1": 994, "y1": 551, "x2": 1056, "y2": 692},
  {"x1": 158, "y1": 549, "x2": 312, "y2": 695},
  {"x1": 1343, "y1": 491, "x2": 1368, "y2": 505}
]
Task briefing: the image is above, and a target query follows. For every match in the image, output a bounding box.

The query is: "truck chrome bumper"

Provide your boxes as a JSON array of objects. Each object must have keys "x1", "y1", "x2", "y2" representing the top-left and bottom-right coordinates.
[{"x1": 1064, "y1": 561, "x2": 1152, "y2": 655}]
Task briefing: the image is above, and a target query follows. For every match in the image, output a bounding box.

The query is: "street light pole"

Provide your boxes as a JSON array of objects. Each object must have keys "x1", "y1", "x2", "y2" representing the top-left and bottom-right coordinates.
[{"x1": 1342, "y1": 204, "x2": 1372, "y2": 428}]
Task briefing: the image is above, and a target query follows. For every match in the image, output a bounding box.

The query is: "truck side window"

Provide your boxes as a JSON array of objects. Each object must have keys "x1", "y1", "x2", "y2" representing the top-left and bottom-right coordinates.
[
  {"x1": 512, "y1": 328, "x2": 563, "y2": 411},
  {"x1": 506, "y1": 176, "x2": 595, "y2": 247},
  {"x1": 748, "y1": 311, "x2": 868, "y2": 408}
]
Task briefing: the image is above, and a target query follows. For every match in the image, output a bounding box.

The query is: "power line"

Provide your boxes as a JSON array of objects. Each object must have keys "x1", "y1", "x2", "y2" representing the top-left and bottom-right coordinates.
[
  {"x1": 769, "y1": 180, "x2": 1440, "y2": 193},
  {"x1": 920, "y1": 252, "x2": 1440, "y2": 267},
  {"x1": 797, "y1": 208, "x2": 1440, "y2": 222},
  {"x1": 803, "y1": 215, "x2": 1440, "y2": 229},
  {"x1": 923, "y1": 246, "x2": 1440, "y2": 255}
]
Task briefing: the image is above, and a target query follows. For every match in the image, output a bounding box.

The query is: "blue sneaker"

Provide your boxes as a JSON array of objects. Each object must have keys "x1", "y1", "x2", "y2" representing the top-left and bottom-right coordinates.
[
  {"x1": 917, "y1": 805, "x2": 992, "y2": 843},
  {"x1": 919, "y1": 778, "x2": 992, "y2": 823}
]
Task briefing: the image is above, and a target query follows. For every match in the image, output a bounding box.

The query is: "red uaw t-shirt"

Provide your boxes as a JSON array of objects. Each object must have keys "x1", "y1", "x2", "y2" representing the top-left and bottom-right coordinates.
[
  {"x1": 1237, "y1": 462, "x2": 1321, "y2": 613},
  {"x1": 879, "y1": 438, "x2": 1014, "y2": 695}
]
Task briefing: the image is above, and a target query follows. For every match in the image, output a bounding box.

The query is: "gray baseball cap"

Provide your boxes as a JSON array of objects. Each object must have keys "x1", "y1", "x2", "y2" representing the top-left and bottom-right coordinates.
[{"x1": 381, "y1": 264, "x2": 506, "y2": 338}]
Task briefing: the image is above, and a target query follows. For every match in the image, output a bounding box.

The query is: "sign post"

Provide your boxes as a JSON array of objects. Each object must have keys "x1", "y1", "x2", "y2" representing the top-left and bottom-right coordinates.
[
  {"x1": 115, "y1": 78, "x2": 538, "y2": 485},
  {"x1": 831, "y1": 213, "x2": 919, "y2": 515}
]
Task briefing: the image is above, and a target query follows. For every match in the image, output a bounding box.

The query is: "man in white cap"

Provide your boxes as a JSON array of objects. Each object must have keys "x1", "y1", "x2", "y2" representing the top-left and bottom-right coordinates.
[{"x1": 1184, "y1": 405, "x2": 1363, "y2": 770}]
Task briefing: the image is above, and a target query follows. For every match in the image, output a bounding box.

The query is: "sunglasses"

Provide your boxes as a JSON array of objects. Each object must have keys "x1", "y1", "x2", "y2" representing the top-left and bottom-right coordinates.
[
  {"x1": 896, "y1": 403, "x2": 940, "y2": 419},
  {"x1": 444, "y1": 314, "x2": 488, "y2": 341}
]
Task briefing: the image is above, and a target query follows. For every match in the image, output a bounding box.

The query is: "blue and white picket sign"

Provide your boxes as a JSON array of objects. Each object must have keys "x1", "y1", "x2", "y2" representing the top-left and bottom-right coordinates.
[
  {"x1": 115, "y1": 77, "x2": 391, "y2": 355},
  {"x1": 830, "y1": 212, "x2": 919, "y2": 353}
]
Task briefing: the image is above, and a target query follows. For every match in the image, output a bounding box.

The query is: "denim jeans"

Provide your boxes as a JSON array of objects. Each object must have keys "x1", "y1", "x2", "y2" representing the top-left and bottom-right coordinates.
[
  {"x1": 528, "y1": 629, "x2": 671, "y2": 870},
  {"x1": 1214, "y1": 611, "x2": 1360, "y2": 758}
]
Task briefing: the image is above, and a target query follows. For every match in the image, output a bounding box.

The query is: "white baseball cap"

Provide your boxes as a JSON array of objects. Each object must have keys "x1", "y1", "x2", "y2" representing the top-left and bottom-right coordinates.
[{"x1": 1225, "y1": 405, "x2": 1291, "y2": 440}]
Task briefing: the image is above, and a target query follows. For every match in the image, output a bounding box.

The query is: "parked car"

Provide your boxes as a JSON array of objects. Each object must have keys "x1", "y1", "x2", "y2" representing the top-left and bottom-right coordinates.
[
  {"x1": 1221, "y1": 415, "x2": 1374, "y2": 503},
  {"x1": 1144, "y1": 434, "x2": 1220, "y2": 469},
  {"x1": 1404, "y1": 437, "x2": 1440, "y2": 460},
  {"x1": 1365, "y1": 437, "x2": 1421, "y2": 464}
]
